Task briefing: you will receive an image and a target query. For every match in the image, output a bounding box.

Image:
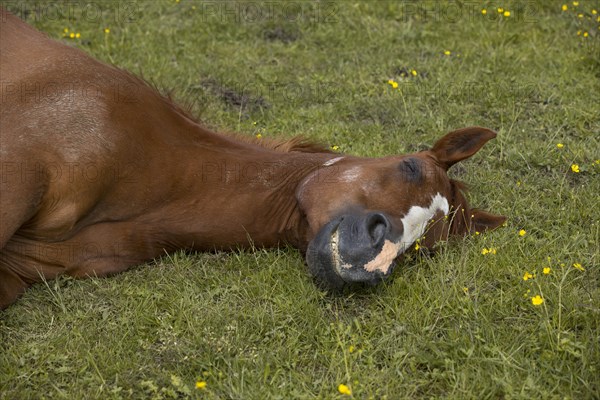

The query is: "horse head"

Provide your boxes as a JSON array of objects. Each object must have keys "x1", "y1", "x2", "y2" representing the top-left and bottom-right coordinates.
[{"x1": 298, "y1": 127, "x2": 506, "y2": 289}]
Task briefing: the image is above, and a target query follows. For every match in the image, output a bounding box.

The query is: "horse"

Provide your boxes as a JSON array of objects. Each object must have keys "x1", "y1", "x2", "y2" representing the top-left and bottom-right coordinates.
[{"x1": 0, "y1": 9, "x2": 506, "y2": 309}]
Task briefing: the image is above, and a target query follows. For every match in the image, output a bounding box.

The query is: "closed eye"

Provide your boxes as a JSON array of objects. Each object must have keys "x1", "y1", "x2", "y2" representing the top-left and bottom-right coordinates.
[{"x1": 397, "y1": 158, "x2": 423, "y2": 183}]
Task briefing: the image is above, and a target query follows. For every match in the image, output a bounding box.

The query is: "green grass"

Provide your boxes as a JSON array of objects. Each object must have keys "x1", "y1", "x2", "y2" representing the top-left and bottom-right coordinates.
[{"x1": 1, "y1": 0, "x2": 599, "y2": 398}]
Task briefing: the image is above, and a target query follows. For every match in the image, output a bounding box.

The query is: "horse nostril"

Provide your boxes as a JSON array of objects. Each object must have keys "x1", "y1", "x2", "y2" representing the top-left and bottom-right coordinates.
[{"x1": 365, "y1": 212, "x2": 390, "y2": 247}]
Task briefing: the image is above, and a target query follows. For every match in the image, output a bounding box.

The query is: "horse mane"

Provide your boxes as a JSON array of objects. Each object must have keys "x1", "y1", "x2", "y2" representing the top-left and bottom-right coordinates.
[
  {"x1": 126, "y1": 69, "x2": 333, "y2": 154},
  {"x1": 230, "y1": 134, "x2": 334, "y2": 154}
]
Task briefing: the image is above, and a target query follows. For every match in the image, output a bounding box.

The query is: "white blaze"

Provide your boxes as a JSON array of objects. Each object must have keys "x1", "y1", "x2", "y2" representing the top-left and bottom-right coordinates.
[{"x1": 399, "y1": 193, "x2": 449, "y2": 252}]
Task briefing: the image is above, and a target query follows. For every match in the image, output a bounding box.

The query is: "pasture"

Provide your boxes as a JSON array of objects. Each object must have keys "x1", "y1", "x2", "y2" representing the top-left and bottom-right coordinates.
[{"x1": 1, "y1": 0, "x2": 599, "y2": 398}]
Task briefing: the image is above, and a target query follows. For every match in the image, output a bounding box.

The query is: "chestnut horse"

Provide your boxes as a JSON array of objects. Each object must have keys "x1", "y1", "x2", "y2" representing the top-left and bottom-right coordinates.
[{"x1": 0, "y1": 10, "x2": 506, "y2": 309}]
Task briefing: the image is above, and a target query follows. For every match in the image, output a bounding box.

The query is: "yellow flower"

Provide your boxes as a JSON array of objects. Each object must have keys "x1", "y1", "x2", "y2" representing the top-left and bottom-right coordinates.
[
  {"x1": 331, "y1": 145, "x2": 339, "y2": 151},
  {"x1": 571, "y1": 164, "x2": 580, "y2": 173},
  {"x1": 338, "y1": 384, "x2": 352, "y2": 395},
  {"x1": 444, "y1": 50, "x2": 451, "y2": 56},
  {"x1": 556, "y1": 143, "x2": 564, "y2": 149},
  {"x1": 415, "y1": 243, "x2": 420, "y2": 250},
  {"x1": 593, "y1": 9, "x2": 598, "y2": 15},
  {"x1": 573, "y1": 263, "x2": 585, "y2": 271},
  {"x1": 63, "y1": 27, "x2": 69, "y2": 33},
  {"x1": 497, "y1": 7, "x2": 504, "y2": 13},
  {"x1": 578, "y1": 13, "x2": 584, "y2": 18},
  {"x1": 583, "y1": 32, "x2": 589, "y2": 38},
  {"x1": 572, "y1": 1, "x2": 578, "y2": 6},
  {"x1": 388, "y1": 79, "x2": 398, "y2": 89},
  {"x1": 519, "y1": 229, "x2": 526, "y2": 237},
  {"x1": 75, "y1": 32, "x2": 81, "y2": 39},
  {"x1": 523, "y1": 272, "x2": 534, "y2": 281},
  {"x1": 411, "y1": 69, "x2": 418, "y2": 76},
  {"x1": 475, "y1": 231, "x2": 480, "y2": 235},
  {"x1": 503, "y1": 11, "x2": 511, "y2": 17},
  {"x1": 482, "y1": 248, "x2": 489, "y2": 255},
  {"x1": 463, "y1": 287, "x2": 469, "y2": 294},
  {"x1": 255, "y1": 133, "x2": 262, "y2": 139},
  {"x1": 481, "y1": 9, "x2": 487, "y2": 15},
  {"x1": 348, "y1": 345, "x2": 355, "y2": 353},
  {"x1": 562, "y1": 4, "x2": 568, "y2": 11},
  {"x1": 195, "y1": 381, "x2": 207, "y2": 389},
  {"x1": 104, "y1": 28, "x2": 110, "y2": 34},
  {"x1": 69, "y1": 32, "x2": 75, "y2": 39},
  {"x1": 531, "y1": 295, "x2": 544, "y2": 306},
  {"x1": 543, "y1": 267, "x2": 551, "y2": 275},
  {"x1": 577, "y1": 30, "x2": 582, "y2": 36}
]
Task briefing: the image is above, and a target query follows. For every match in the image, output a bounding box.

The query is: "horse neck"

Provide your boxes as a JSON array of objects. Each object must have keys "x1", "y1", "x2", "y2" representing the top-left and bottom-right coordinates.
[{"x1": 148, "y1": 124, "x2": 333, "y2": 251}]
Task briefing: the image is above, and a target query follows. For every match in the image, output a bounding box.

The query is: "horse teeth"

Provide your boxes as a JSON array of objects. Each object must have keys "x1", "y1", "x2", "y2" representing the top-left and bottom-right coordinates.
[{"x1": 330, "y1": 228, "x2": 342, "y2": 272}]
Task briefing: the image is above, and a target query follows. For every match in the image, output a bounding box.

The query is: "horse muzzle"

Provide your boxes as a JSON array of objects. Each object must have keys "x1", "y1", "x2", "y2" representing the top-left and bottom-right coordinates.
[{"x1": 306, "y1": 212, "x2": 404, "y2": 289}]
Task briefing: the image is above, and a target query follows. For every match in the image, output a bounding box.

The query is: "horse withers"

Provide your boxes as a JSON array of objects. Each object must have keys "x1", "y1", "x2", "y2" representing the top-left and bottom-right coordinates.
[{"x1": 0, "y1": 9, "x2": 506, "y2": 308}]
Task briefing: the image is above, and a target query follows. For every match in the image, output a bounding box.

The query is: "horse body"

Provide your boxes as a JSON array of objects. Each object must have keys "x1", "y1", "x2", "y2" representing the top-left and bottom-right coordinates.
[
  {"x1": 0, "y1": 10, "x2": 324, "y2": 304},
  {"x1": 0, "y1": 9, "x2": 505, "y2": 308}
]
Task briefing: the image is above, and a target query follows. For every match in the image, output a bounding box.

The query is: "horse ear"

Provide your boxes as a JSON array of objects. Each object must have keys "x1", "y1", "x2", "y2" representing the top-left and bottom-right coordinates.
[
  {"x1": 431, "y1": 127, "x2": 497, "y2": 170},
  {"x1": 470, "y1": 209, "x2": 506, "y2": 233}
]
